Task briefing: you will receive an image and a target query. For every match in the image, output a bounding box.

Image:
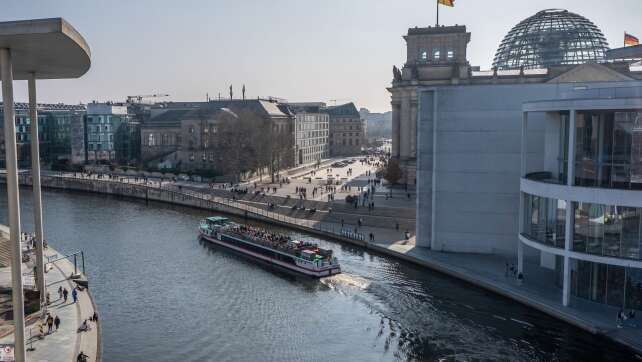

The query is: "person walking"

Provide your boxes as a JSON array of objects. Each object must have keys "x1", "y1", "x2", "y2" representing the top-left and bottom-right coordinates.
[
  {"x1": 46, "y1": 314, "x2": 54, "y2": 334},
  {"x1": 54, "y1": 315, "x2": 61, "y2": 331},
  {"x1": 63, "y1": 288, "x2": 69, "y2": 303},
  {"x1": 72, "y1": 288, "x2": 78, "y2": 303}
]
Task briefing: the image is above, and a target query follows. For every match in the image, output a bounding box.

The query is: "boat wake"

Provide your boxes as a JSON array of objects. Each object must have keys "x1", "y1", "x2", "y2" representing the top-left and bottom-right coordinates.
[{"x1": 320, "y1": 272, "x2": 370, "y2": 291}]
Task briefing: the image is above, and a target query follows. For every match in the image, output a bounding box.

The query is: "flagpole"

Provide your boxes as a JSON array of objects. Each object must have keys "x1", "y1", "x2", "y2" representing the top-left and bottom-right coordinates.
[{"x1": 436, "y1": 0, "x2": 439, "y2": 26}]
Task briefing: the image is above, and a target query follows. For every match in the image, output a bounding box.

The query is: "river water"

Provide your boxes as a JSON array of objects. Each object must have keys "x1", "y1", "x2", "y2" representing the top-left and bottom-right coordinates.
[{"x1": 0, "y1": 186, "x2": 638, "y2": 362}]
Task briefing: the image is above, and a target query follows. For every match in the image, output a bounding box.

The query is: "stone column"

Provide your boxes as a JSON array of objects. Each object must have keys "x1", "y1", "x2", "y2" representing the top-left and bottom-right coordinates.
[
  {"x1": 410, "y1": 95, "x2": 418, "y2": 159},
  {"x1": 400, "y1": 94, "x2": 411, "y2": 160},
  {"x1": 391, "y1": 100, "x2": 401, "y2": 158}
]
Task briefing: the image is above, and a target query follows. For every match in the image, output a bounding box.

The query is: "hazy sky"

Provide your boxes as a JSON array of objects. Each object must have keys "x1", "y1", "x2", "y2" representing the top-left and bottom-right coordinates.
[{"x1": 2, "y1": 0, "x2": 641, "y2": 112}]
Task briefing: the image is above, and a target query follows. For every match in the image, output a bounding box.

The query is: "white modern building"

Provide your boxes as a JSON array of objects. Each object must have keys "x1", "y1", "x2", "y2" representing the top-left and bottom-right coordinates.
[{"x1": 410, "y1": 9, "x2": 642, "y2": 311}]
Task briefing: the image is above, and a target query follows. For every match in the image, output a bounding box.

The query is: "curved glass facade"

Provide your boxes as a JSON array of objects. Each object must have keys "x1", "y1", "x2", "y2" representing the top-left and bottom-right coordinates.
[
  {"x1": 493, "y1": 9, "x2": 609, "y2": 70},
  {"x1": 523, "y1": 193, "x2": 642, "y2": 310},
  {"x1": 523, "y1": 194, "x2": 566, "y2": 248},
  {"x1": 523, "y1": 193, "x2": 642, "y2": 260},
  {"x1": 573, "y1": 202, "x2": 642, "y2": 260},
  {"x1": 570, "y1": 260, "x2": 642, "y2": 311},
  {"x1": 573, "y1": 111, "x2": 642, "y2": 189},
  {"x1": 550, "y1": 111, "x2": 642, "y2": 189}
]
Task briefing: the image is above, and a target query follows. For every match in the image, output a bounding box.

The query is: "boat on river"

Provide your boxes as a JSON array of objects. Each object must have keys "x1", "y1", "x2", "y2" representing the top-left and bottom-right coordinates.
[{"x1": 198, "y1": 216, "x2": 341, "y2": 277}]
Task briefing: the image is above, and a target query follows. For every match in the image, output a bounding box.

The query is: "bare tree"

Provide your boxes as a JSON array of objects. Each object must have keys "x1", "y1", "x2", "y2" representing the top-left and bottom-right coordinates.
[
  {"x1": 211, "y1": 108, "x2": 270, "y2": 182},
  {"x1": 382, "y1": 158, "x2": 402, "y2": 185}
]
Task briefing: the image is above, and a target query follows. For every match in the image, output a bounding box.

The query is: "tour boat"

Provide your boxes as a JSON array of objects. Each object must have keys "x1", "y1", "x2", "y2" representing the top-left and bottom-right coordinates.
[{"x1": 198, "y1": 216, "x2": 341, "y2": 277}]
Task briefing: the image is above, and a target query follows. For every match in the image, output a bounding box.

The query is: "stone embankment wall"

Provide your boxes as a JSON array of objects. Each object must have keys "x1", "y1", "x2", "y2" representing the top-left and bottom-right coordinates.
[{"x1": 8, "y1": 175, "x2": 371, "y2": 248}]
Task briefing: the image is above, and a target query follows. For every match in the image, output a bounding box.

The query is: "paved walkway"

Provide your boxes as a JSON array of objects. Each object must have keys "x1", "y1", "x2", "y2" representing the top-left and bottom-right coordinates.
[{"x1": 0, "y1": 226, "x2": 99, "y2": 362}]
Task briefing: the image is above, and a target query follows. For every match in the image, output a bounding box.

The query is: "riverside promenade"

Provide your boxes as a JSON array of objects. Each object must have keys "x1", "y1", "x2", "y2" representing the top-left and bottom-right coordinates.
[
  {"x1": 0, "y1": 225, "x2": 100, "y2": 362},
  {"x1": 6, "y1": 173, "x2": 642, "y2": 356}
]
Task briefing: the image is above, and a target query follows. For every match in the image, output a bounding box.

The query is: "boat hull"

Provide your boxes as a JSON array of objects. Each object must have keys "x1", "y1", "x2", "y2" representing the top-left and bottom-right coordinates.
[{"x1": 199, "y1": 232, "x2": 341, "y2": 278}]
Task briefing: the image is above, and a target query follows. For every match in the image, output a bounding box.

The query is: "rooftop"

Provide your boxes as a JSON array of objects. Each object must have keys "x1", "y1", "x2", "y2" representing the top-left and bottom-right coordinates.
[
  {"x1": 324, "y1": 102, "x2": 360, "y2": 117},
  {"x1": 406, "y1": 25, "x2": 467, "y2": 36}
]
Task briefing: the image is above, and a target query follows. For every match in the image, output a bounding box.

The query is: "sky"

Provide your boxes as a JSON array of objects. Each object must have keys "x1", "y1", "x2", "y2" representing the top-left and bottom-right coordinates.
[{"x1": 2, "y1": 0, "x2": 641, "y2": 113}]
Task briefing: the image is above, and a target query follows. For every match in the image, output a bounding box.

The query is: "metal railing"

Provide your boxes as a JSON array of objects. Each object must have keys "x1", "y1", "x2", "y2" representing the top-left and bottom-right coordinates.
[
  {"x1": 28, "y1": 173, "x2": 371, "y2": 243},
  {"x1": 46, "y1": 250, "x2": 86, "y2": 275}
]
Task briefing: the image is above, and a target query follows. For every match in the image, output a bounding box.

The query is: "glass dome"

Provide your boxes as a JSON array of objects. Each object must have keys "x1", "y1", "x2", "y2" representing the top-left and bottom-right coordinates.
[{"x1": 492, "y1": 9, "x2": 609, "y2": 70}]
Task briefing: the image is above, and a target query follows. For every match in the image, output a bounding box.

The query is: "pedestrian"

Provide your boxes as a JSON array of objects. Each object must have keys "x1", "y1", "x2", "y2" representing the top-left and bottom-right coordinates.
[
  {"x1": 58, "y1": 286, "x2": 63, "y2": 300},
  {"x1": 617, "y1": 309, "x2": 624, "y2": 328},
  {"x1": 54, "y1": 315, "x2": 60, "y2": 331},
  {"x1": 38, "y1": 319, "x2": 44, "y2": 338},
  {"x1": 46, "y1": 313, "x2": 54, "y2": 334},
  {"x1": 63, "y1": 288, "x2": 68, "y2": 303},
  {"x1": 72, "y1": 288, "x2": 78, "y2": 303}
]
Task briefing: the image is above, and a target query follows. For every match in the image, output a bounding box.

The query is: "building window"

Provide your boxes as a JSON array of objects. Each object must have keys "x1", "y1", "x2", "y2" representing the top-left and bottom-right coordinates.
[
  {"x1": 433, "y1": 48, "x2": 441, "y2": 61},
  {"x1": 447, "y1": 49, "x2": 455, "y2": 60},
  {"x1": 148, "y1": 133, "x2": 155, "y2": 146},
  {"x1": 420, "y1": 50, "x2": 428, "y2": 61}
]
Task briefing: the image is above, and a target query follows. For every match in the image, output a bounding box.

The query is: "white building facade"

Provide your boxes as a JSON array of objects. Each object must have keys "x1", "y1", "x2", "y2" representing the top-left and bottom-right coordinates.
[{"x1": 294, "y1": 112, "x2": 329, "y2": 166}]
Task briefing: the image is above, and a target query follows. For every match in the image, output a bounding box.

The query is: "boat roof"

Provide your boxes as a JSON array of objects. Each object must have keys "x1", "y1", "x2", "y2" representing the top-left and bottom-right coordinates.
[{"x1": 206, "y1": 216, "x2": 229, "y2": 223}]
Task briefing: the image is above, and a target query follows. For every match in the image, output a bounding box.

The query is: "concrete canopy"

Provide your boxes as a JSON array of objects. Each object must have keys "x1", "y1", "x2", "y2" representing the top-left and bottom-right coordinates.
[{"x1": 0, "y1": 17, "x2": 90, "y2": 80}]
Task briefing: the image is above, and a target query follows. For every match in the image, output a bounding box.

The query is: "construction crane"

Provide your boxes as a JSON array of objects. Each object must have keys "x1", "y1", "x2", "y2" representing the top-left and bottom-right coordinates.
[{"x1": 126, "y1": 93, "x2": 170, "y2": 104}]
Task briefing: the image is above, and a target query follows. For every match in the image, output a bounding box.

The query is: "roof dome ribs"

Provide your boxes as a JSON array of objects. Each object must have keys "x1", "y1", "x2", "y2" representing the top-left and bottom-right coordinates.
[{"x1": 492, "y1": 9, "x2": 609, "y2": 70}]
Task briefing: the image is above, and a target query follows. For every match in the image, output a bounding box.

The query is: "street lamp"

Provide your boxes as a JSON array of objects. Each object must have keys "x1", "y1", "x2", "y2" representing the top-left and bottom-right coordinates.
[{"x1": 0, "y1": 18, "x2": 91, "y2": 362}]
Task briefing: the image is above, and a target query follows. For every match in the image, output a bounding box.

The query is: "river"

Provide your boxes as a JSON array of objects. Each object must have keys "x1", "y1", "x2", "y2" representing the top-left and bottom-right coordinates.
[{"x1": 0, "y1": 186, "x2": 638, "y2": 361}]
